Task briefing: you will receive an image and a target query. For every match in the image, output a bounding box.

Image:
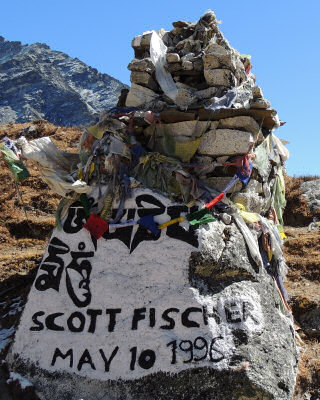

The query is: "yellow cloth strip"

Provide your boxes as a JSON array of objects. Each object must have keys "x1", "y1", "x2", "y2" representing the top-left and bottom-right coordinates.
[
  {"x1": 89, "y1": 162, "x2": 95, "y2": 176},
  {"x1": 87, "y1": 125, "x2": 105, "y2": 139},
  {"x1": 240, "y1": 210, "x2": 260, "y2": 223},
  {"x1": 158, "y1": 216, "x2": 185, "y2": 229}
]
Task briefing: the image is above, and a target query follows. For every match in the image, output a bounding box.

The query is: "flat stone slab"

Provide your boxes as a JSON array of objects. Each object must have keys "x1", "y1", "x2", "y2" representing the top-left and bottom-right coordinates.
[
  {"x1": 144, "y1": 120, "x2": 216, "y2": 138},
  {"x1": 125, "y1": 83, "x2": 158, "y2": 108},
  {"x1": 198, "y1": 128, "x2": 254, "y2": 156},
  {"x1": 218, "y1": 116, "x2": 260, "y2": 135}
]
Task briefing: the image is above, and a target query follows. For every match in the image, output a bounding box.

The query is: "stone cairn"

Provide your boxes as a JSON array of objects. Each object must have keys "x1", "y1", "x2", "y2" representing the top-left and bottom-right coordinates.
[
  {"x1": 121, "y1": 10, "x2": 287, "y2": 219},
  {"x1": 6, "y1": 10, "x2": 297, "y2": 400}
]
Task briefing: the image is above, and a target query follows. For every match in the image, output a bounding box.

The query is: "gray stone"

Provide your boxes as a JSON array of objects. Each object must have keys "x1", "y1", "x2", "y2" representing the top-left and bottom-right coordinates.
[
  {"x1": 244, "y1": 179, "x2": 264, "y2": 194},
  {"x1": 175, "y1": 38, "x2": 202, "y2": 54},
  {"x1": 21, "y1": 125, "x2": 37, "y2": 136},
  {"x1": 204, "y1": 68, "x2": 236, "y2": 87},
  {"x1": 166, "y1": 53, "x2": 180, "y2": 63},
  {"x1": 182, "y1": 60, "x2": 193, "y2": 70},
  {"x1": 218, "y1": 116, "x2": 260, "y2": 135},
  {"x1": 175, "y1": 88, "x2": 197, "y2": 109},
  {"x1": 232, "y1": 192, "x2": 267, "y2": 214},
  {"x1": 127, "y1": 58, "x2": 155, "y2": 73},
  {"x1": 130, "y1": 71, "x2": 158, "y2": 91},
  {"x1": 195, "y1": 86, "x2": 217, "y2": 100},
  {"x1": 181, "y1": 53, "x2": 195, "y2": 62},
  {"x1": 166, "y1": 62, "x2": 181, "y2": 73},
  {"x1": 250, "y1": 98, "x2": 271, "y2": 109},
  {"x1": 300, "y1": 179, "x2": 320, "y2": 212},
  {"x1": 204, "y1": 176, "x2": 243, "y2": 193},
  {"x1": 125, "y1": 83, "x2": 158, "y2": 108},
  {"x1": 194, "y1": 155, "x2": 213, "y2": 163},
  {"x1": 131, "y1": 31, "x2": 153, "y2": 49},
  {"x1": 172, "y1": 20, "x2": 193, "y2": 28},
  {"x1": 221, "y1": 213, "x2": 232, "y2": 225},
  {"x1": 176, "y1": 82, "x2": 196, "y2": 92},
  {"x1": 193, "y1": 59, "x2": 204, "y2": 72},
  {"x1": 144, "y1": 120, "x2": 209, "y2": 138},
  {"x1": 7, "y1": 198, "x2": 298, "y2": 400},
  {"x1": 198, "y1": 129, "x2": 254, "y2": 156},
  {"x1": 216, "y1": 155, "x2": 229, "y2": 163},
  {"x1": 252, "y1": 86, "x2": 264, "y2": 99},
  {"x1": 203, "y1": 43, "x2": 237, "y2": 70}
]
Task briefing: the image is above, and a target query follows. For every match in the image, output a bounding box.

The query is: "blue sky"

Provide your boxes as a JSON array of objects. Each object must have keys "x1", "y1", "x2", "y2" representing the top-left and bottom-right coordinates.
[{"x1": 1, "y1": 0, "x2": 319, "y2": 177}]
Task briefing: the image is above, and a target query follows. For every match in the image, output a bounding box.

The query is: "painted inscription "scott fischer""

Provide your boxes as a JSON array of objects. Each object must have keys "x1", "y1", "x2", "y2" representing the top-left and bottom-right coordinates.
[{"x1": 11, "y1": 189, "x2": 264, "y2": 380}]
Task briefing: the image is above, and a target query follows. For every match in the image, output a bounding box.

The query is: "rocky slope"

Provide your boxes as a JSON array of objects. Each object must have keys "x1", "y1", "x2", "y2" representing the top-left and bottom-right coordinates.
[
  {"x1": 0, "y1": 122, "x2": 319, "y2": 399},
  {"x1": 0, "y1": 36, "x2": 128, "y2": 126}
]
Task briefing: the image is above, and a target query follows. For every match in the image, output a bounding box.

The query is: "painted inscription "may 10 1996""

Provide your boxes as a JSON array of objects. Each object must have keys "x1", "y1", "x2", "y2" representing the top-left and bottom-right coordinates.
[{"x1": 11, "y1": 189, "x2": 264, "y2": 381}]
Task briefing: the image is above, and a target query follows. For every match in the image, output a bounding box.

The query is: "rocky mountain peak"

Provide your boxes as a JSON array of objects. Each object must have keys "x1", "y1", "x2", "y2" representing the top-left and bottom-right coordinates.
[{"x1": 0, "y1": 36, "x2": 128, "y2": 126}]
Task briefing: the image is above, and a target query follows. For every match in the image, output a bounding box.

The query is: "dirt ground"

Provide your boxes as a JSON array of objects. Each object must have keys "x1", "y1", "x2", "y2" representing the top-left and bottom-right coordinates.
[{"x1": 0, "y1": 122, "x2": 319, "y2": 399}]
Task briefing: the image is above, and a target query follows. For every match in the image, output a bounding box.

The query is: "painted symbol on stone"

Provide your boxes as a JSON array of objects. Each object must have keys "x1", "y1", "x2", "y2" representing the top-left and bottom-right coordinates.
[
  {"x1": 65, "y1": 242, "x2": 94, "y2": 308},
  {"x1": 103, "y1": 194, "x2": 199, "y2": 252},
  {"x1": 35, "y1": 237, "x2": 70, "y2": 292}
]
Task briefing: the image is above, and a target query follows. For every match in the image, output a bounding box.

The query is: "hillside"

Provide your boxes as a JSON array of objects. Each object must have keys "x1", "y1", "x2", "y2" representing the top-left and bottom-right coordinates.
[
  {"x1": 0, "y1": 36, "x2": 128, "y2": 126},
  {"x1": 0, "y1": 122, "x2": 319, "y2": 399}
]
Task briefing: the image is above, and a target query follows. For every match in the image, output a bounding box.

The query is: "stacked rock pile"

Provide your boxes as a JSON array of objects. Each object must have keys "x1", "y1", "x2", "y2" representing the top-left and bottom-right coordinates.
[
  {"x1": 121, "y1": 10, "x2": 288, "y2": 225},
  {"x1": 8, "y1": 10, "x2": 289, "y2": 234},
  {"x1": 127, "y1": 10, "x2": 273, "y2": 112}
]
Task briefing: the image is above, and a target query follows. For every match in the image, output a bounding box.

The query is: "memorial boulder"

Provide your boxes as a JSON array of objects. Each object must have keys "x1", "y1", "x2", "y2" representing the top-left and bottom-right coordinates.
[{"x1": 6, "y1": 9, "x2": 298, "y2": 400}]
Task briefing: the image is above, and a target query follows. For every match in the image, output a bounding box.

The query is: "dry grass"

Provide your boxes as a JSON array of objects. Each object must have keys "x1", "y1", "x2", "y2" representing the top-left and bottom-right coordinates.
[
  {"x1": 283, "y1": 226, "x2": 320, "y2": 400},
  {"x1": 284, "y1": 175, "x2": 320, "y2": 226},
  {"x1": 294, "y1": 341, "x2": 320, "y2": 399},
  {"x1": 0, "y1": 121, "x2": 81, "y2": 288}
]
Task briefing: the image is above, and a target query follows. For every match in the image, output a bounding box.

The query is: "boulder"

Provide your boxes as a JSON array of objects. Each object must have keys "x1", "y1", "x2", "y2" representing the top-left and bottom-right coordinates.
[
  {"x1": 131, "y1": 31, "x2": 153, "y2": 50},
  {"x1": 300, "y1": 179, "x2": 320, "y2": 212},
  {"x1": 203, "y1": 43, "x2": 237, "y2": 70},
  {"x1": 250, "y1": 98, "x2": 271, "y2": 109},
  {"x1": 166, "y1": 53, "x2": 181, "y2": 63},
  {"x1": 181, "y1": 53, "x2": 195, "y2": 62},
  {"x1": 193, "y1": 59, "x2": 204, "y2": 72},
  {"x1": 175, "y1": 39, "x2": 202, "y2": 54},
  {"x1": 232, "y1": 192, "x2": 268, "y2": 214},
  {"x1": 166, "y1": 62, "x2": 182, "y2": 73},
  {"x1": 243, "y1": 179, "x2": 264, "y2": 194},
  {"x1": 204, "y1": 69, "x2": 236, "y2": 87},
  {"x1": 195, "y1": 86, "x2": 217, "y2": 100},
  {"x1": 7, "y1": 188, "x2": 298, "y2": 400},
  {"x1": 198, "y1": 129, "x2": 254, "y2": 156},
  {"x1": 252, "y1": 86, "x2": 264, "y2": 99},
  {"x1": 125, "y1": 83, "x2": 158, "y2": 108},
  {"x1": 130, "y1": 71, "x2": 158, "y2": 91},
  {"x1": 182, "y1": 60, "x2": 193, "y2": 70},
  {"x1": 175, "y1": 88, "x2": 197, "y2": 109},
  {"x1": 127, "y1": 58, "x2": 155, "y2": 74},
  {"x1": 172, "y1": 20, "x2": 193, "y2": 28},
  {"x1": 218, "y1": 116, "x2": 260, "y2": 136}
]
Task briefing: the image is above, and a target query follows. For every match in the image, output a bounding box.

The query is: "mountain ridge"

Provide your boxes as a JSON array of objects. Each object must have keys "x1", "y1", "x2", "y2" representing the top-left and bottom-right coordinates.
[{"x1": 0, "y1": 36, "x2": 128, "y2": 126}]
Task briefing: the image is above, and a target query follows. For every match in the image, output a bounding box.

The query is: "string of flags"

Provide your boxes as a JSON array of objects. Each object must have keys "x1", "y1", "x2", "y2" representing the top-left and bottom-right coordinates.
[{"x1": 82, "y1": 174, "x2": 242, "y2": 240}]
